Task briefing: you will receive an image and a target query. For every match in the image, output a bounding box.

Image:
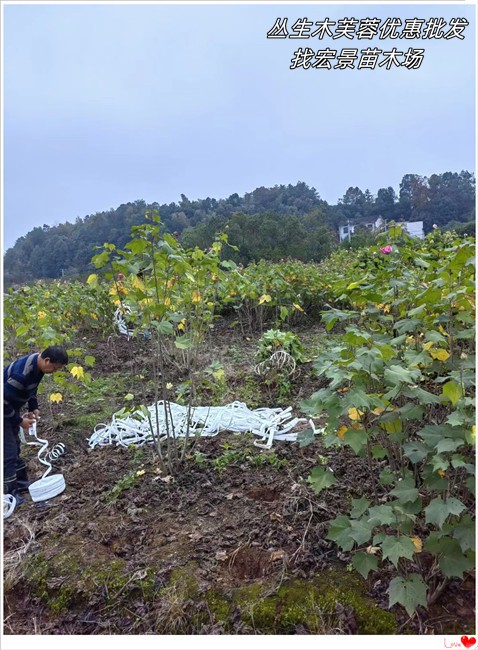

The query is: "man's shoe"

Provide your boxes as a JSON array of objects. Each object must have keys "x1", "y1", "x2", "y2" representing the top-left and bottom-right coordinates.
[
  {"x1": 11, "y1": 490, "x2": 26, "y2": 506},
  {"x1": 15, "y1": 479, "x2": 32, "y2": 493}
]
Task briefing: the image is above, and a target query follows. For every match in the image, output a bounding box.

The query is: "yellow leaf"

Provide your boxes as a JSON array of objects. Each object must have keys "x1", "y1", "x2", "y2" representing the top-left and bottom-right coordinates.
[
  {"x1": 164, "y1": 297, "x2": 171, "y2": 306},
  {"x1": 258, "y1": 294, "x2": 272, "y2": 305},
  {"x1": 348, "y1": 408, "x2": 364, "y2": 421},
  {"x1": 177, "y1": 319, "x2": 186, "y2": 331},
  {"x1": 37, "y1": 311, "x2": 47, "y2": 319},
  {"x1": 49, "y1": 392, "x2": 63, "y2": 403},
  {"x1": 166, "y1": 383, "x2": 173, "y2": 390},
  {"x1": 86, "y1": 274, "x2": 98, "y2": 285},
  {"x1": 429, "y1": 348, "x2": 450, "y2": 362},
  {"x1": 192, "y1": 291, "x2": 202, "y2": 303},
  {"x1": 472, "y1": 425, "x2": 476, "y2": 441},
  {"x1": 372, "y1": 407, "x2": 385, "y2": 415},
  {"x1": 423, "y1": 341, "x2": 434, "y2": 351},
  {"x1": 132, "y1": 276, "x2": 145, "y2": 290},
  {"x1": 337, "y1": 426, "x2": 348, "y2": 439},
  {"x1": 411, "y1": 536, "x2": 423, "y2": 553},
  {"x1": 136, "y1": 469, "x2": 146, "y2": 477},
  {"x1": 293, "y1": 303, "x2": 304, "y2": 312},
  {"x1": 70, "y1": 366, "x2": 85, "y2": 380},
  {"x1": 438, "y1": 469, "x2": 446, "y2": 478},
  {"x1": 438, "y1": 325, "x2": 450, "y2": 338}
]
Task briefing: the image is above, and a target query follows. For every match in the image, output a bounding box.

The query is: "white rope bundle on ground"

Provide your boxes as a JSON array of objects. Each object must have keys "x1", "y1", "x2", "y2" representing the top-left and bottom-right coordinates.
[{"x1": 88, "y1": 401, "x2": 311, "y2": 450}]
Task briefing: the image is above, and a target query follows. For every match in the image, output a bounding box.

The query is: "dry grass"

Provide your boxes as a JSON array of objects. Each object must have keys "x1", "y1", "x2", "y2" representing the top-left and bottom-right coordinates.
[{"x1": 3, "y1": 515, "x2": 36, "y2": 591}]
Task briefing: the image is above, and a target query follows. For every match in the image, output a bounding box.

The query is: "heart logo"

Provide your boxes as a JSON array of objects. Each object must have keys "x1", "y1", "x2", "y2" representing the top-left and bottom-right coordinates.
[{"x1": 461, "y1": 637, "x2": 477, "y2": 649}]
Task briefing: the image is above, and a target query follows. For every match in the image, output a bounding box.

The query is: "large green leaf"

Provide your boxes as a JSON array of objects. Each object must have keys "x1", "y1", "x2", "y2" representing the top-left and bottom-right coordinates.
[
  {"x1": 402, "y1": 386, "x2": 441, "y2": 404},
  {"x1": 344, "y1": 427, "x2": 368, "y2": 454},
  {"x1": 154, "y1": 320, "x2": 174, "y2": 335},
  {"x1": 306, "y1": 466, "x2": 336, "y2": 494},
  {"x1": 436, "y1": 438, "x2": 465, "y2": 454},
  {"x1": 398, "y1": 403, "x2": 425, "y2": 420},
  {"x1": 381, "y1": 535, "x2": 416, "y2": 567},
  {"x1": 352, "y1": 552, "x2": 378, "y2": 579},
  {"x1": 402, "y1": 441, "x2": 428, "y2": 464},
  {"x1": 326, "y1": 515, "x2": 354, "y2": 551},
  {"x1": 350, "y1": 497, "x2": 371, "y2": 519},
  {"x1": 442, "y1": 380, "x2": 464, "y2": 405},
  {"x1": 418, "y1": 424, "x2": 463, "y2": 449},
  {"x1": 424, "y1": 497, "x2": 466, "y2": 529},
  {"x1": 174, "y1": 334, "x2": 194, "y2": 349},
  {"x1": 384, "y1": 365, "x2": 421, "y2": 386},
  {"x1": 297, "y1": 429, "x2": 315, "y2": 448},
  {"x1": 437, "y1": 538, "x2": 475, "y2": 578},
  {"x1": 388, "y1": 574, "x2": 428, "y2": 617},
  {"x1": 389, "y1": 478, "x2": 419, "y2": 504},
  {"x1": 342, "y1": 388, "x2": 372, "y2": 409},
  {"x1": 446, "y1": 411, "x2": 468, "y2": 427},
  {"x1": 367, "y1": 504, "x2": 395, "y2": 527},
  {"x1": 349, "y1": 519, "x2": 374, "y2": 546},
  {"x1": 393, "y1": 318, "x2": 422, "y2": 335},
  {"x1": 452, "y1": 515, "x2": 476, "y2": 552}
]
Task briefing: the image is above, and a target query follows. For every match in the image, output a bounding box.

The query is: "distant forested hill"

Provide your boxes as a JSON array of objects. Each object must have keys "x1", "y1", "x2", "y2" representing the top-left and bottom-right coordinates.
[{"x1": 3, "y1": 171, "x2": 475, "y2": 286}]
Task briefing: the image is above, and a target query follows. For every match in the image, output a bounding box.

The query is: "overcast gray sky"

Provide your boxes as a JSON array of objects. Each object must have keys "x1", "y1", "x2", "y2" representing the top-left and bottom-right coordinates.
[{"x1": 2, "y1": 2, "x2": 476, "y2": 251}]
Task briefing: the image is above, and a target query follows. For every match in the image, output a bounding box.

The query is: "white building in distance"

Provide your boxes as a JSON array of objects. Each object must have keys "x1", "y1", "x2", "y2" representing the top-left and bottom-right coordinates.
[{"x1": 339, "y1": 217, "x2": 424, "y2": 242}]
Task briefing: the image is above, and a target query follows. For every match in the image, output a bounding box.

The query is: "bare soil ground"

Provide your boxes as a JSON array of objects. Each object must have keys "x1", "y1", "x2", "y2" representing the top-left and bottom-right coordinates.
[{"x1": 3, "y1": 322, "x2": 475, "y2": 635}]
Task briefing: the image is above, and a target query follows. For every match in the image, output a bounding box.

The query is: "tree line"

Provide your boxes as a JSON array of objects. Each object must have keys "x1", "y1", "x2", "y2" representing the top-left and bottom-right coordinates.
[{"x1": 3, "y1": 171, "x2": 475, "y2": 286}]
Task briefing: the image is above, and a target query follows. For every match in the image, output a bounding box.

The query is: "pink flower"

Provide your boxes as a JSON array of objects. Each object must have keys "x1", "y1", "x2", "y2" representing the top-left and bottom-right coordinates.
[{"x1": 380, "y1": 245, "x2": 392, "y2": 255}]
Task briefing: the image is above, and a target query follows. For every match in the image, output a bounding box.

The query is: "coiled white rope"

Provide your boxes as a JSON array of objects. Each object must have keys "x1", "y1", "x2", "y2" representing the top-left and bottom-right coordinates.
[
  {"x1": 88, "y1": 400, "x2": 310, "y2": 450},
  {"x1": 114, "y1": 306, "x2": 135, "y2": 339},
  {"x1": 254, "y1": 350, "x2": 297, "y2": 377},
  {"x1": 18, "y1": 422, "x2": 66, "y2": 502},
  {"x1": 114, "y1": 305, "x2": 151, "y2": 340},
  {"x1": 3, "y1": 495, "x2": 16, "y2": 520},
  {"x1": 45, "y1": 443, "x2": 66, "y2": 463}
]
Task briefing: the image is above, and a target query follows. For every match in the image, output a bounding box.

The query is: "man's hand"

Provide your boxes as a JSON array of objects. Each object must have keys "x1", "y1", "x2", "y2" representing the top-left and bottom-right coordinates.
[
  {"x1": 20, "y1": 416, "x2": 35, "y2": 431},
  {"x1": 28, "y1": 409, "x2": 41, "y2": 421}
]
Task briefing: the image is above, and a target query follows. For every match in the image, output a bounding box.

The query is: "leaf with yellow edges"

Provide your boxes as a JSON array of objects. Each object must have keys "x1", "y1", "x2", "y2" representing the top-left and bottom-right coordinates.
[{"x1": 258, "y1": 294, "x2": 272, "y2": 305}]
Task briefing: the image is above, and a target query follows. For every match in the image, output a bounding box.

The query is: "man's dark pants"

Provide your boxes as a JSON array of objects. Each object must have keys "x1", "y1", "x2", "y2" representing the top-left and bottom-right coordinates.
[{"x1": 3, "y1": 416, "x2": 28, "y2": 494}]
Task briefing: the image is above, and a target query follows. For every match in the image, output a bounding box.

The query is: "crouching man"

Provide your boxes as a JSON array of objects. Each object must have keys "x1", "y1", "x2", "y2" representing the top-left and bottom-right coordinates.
[{"x1": 3, "y1": 345, "x2": 68, "y2": 504}]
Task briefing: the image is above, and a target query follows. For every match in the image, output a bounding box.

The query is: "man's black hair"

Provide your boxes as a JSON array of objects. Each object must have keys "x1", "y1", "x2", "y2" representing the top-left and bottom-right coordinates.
[{"x1": 40, "y1": 345, "x2": 69, "y2": 365}]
